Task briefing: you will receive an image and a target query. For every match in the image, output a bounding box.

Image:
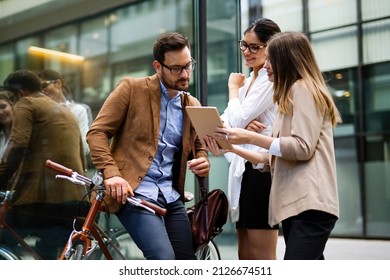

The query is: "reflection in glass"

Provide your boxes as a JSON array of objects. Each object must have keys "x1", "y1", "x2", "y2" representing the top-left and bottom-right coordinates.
[
  {"x1": 80, "y1": 16, "x2": 109, "y2": 105},
  {"x1": 363, "y1": 62, "x2": 390, "y2": 133},
  {"x1": 16, "y1": 37, "x2": 40, "y2": 70}
]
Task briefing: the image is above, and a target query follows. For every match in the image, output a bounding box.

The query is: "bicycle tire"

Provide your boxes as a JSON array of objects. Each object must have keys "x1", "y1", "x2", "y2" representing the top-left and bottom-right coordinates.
[
  {"x1": 98, "y1": 229, "x2": 144, "y2": 260},
  {"x1": 0, "y1": 246, "x2": 21, "y2": 260},
  {"x1": 195, "y1": 240, "x2": 221, "y2": 260},
  {"x1": 68, "y1": 244, "x2": 84, "y2": 260},
  {"x1": 112, "y1": 231, "x2": 222, "y2": 260}
]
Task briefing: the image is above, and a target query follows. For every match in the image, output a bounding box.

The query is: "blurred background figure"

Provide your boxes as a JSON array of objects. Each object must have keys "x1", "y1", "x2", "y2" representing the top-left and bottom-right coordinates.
[
  {"x1": 0, "y1": 90, "x2": 14, "y2": 157},
  {"x1": 0, "y1": 69, "x2": 88, "y2": 259},
  {"x1": 37, "y1": 69, "x2": 92, "y2": 161}
]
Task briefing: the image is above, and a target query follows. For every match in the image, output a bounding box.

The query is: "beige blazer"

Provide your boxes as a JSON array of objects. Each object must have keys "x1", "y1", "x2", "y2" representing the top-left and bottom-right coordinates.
[
  {"x1": 87, "y1": 74, "x2": 208, "y2": 201},
  {"x1": 269, "y1": 81, "x2": 339, "y2": 227}
]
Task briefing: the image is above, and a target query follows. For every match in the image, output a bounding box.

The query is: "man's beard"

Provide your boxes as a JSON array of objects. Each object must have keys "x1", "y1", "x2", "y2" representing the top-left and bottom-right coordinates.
[{"x1": 161, "y1": 72, "x2": 189, "y2": 92}]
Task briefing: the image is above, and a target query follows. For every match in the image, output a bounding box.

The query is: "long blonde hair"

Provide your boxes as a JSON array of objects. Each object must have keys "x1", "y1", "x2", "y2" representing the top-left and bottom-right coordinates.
[{"x1": 267, "y1": 31, "x2": 342, "y2": 126}]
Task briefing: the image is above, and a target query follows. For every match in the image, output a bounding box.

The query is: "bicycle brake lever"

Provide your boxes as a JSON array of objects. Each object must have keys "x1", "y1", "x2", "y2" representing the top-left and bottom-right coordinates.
[
  {"x1": 55, "y1": 175, "x2": 86, "y2": 186},
  {"x1": 127, "y1": 197, "x2": 155, "y2": 214}
]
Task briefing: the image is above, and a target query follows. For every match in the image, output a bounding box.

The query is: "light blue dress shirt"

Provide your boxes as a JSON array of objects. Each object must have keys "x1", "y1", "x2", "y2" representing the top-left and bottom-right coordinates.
[{"x1": 135, "y1": 82, "x2": 183, "y2": 203}]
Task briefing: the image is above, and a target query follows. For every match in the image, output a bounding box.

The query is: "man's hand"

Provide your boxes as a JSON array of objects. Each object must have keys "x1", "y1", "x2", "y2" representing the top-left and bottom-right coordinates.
[
  {"x1": 104, "y1": 176, "x2": 134, "y2": 204},
  {"x1": 187, "y1": 157, "x2": 210, "y2": 177}
]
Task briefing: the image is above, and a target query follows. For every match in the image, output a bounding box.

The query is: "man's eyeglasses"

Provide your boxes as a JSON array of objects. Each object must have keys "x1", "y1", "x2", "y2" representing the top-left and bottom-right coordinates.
[
  {"x1": 41, "y1": 80, "x2": 57, "y2": 89},
  {"x1": 159, "y1": 58, "x2": 196, "y2": 75},
  {"x1": 239, "y1": 40, "x2": 267, "y2": 54}
]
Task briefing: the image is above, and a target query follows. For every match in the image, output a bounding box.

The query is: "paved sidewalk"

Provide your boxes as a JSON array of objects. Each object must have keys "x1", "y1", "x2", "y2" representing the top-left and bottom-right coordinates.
[{"x1": 215, "y1": 235, "x2": 390, "y2": 260}]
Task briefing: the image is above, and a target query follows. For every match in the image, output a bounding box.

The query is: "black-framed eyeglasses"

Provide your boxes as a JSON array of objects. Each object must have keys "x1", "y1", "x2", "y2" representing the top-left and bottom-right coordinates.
[
  {"x1": 41, "y1": 80, "x2": 57, "y2": 89},
  {"x1": 159, "y1": 58, "x2": 196, "y2": 75},
  {"x1": 239, "y1": 40, "x2": 267, "y2": 54}
]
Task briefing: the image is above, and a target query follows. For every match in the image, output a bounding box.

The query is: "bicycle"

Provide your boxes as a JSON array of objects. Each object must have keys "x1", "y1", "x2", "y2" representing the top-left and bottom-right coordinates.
[
  {"x1": 46, "y1": 159, "x2": 222, "y2": 260},
  {"x1": 45, "y1": 159, "x2": 168, "y2": 260},
  {"x1": 0, "y1": 182, "x2": 122, "y2": 260},
  {"x1": 0, "y1": 190, "x2": 44, "y2": 260}
]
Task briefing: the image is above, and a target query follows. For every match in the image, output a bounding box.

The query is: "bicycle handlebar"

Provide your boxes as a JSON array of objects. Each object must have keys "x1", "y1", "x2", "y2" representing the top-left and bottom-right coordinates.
[
  {"x1": 45, "y1": 159, "x2": 167, "y2": 216},
  {"x1": 46, "y1": 160, "x2": 73, "y2": 176},
  {"x1": 46, "y1": 159, "x2": 92, "y2": 186},
  {"x1": 127, "y1": 197, "x2": 167, "y2": 216}
]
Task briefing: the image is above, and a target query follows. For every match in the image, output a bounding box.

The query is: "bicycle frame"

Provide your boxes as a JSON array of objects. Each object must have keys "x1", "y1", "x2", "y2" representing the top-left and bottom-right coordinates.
[
  {"x1": 58, "y1": 187, "x2": 113, "y2": 260},
  {"x1": 0, "y1": 190, "x2": 43, "y2": 260}
]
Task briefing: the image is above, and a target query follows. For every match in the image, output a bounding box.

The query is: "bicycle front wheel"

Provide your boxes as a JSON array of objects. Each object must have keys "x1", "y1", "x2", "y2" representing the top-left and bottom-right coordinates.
[
  {"x1": 0, "y1": 246, "x2": 21, "y2": 260},
  {"x1": 195, "y1": 240, "x2": 221, "y2": 260},
  {"x1": 68, "y1": 244, "x2": 84, "y2": 260}
]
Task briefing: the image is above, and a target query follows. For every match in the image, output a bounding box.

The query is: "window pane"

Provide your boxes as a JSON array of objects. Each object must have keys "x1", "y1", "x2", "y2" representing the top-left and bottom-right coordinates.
[
  {"x1": 363, "y1": 19, "x2": 390, "y2": 65},
  {"x1": 362, "y1": 0, "x2": 390, "y2": 21},
  {"x1": 110, "y1": 0, "x2": 194, "y2": 88},
  {"x1": 333, "y1": 137, "x2": 363, "y2": 236},
  {"x1": 363, "y1": 62, "x2": 390, "y2": 133},
  {"x1": 312, "y1": 27, "x2": 358, "y2": 71},
  {"x1": 205, "y1": 0, "x2": 240, "y2": 235},
  {"x1": 80, "y1": 16, "x2": 109, "y2": 106},
  {"x1": 110, "y1": 5, "x2": 160, "y2": 83},
  {"x1": 261, "y1": 0, "x2": 303, "y2": 31},
  {"x1": 206, "y1": 0, "x2": 239, "y2": 110},
  {"x1": 0, "y1": 44, "x2": 14, "y2": 82},
  {"x1": 363, "y1": 62, "x2": 390, "y2": 238},
  {"x1": 326, "y1": 68, "x2": 358, "y2": 128},
  {"x1": 42, "y1": 25, "x2": 82, "y2": 100},
  {"x1": 17, "y1": 37, "x2": 40, "y2": 70},
  {"x1": 44, "y1": 25, "x2": 79, "y2": 63},
  {"x1": 309, "y1": 0, "x2": 356, "y2": 32},
  {"x1": 365, "y1": 136, "x2": 390, "y2": 238}
]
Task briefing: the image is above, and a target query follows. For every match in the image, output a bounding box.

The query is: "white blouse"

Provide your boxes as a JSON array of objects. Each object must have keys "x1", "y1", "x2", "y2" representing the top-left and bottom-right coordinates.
[
  {"x1": 220, "y1": 68, "x2": 277, "y2": 222},
  {"x1": 0, "y1": 131, "x2": 9, "y2": 158}
]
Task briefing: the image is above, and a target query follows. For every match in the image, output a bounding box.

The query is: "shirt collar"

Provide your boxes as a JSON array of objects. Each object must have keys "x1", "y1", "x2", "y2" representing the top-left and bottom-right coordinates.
[{"x1": 159, "y1": 80, "x2": 183, "y2": 100}]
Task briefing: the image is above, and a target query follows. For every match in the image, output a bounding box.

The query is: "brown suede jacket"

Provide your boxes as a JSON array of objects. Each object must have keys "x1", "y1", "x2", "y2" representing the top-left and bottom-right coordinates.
[{"x1": 87, "y1": 74, "x2": 209, "y2": 201}]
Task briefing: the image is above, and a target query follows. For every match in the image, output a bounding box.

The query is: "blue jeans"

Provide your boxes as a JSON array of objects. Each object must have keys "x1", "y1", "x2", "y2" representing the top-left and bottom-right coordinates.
[{"x1": 116, "y1": 191, "x2": 196, "y2": 260}]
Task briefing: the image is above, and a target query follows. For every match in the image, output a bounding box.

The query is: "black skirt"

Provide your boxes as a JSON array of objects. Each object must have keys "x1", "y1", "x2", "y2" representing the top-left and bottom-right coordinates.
[{"x1": 236, "y1": 162, "x2": 279, "y2": 230}]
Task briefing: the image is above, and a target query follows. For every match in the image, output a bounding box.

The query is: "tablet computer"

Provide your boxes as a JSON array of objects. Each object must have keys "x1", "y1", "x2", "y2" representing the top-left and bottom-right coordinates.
[{"x1": 185, "y1": 106, "x2": 232, "y2": 150}]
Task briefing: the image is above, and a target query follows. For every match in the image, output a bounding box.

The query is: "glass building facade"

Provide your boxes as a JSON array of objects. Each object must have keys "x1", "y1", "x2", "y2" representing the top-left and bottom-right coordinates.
[{"x1": 0, "y1": 0, "x2": 389, "y2": 239}]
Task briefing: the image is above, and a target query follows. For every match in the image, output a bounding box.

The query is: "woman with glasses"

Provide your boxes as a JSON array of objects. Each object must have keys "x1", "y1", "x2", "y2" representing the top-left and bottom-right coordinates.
[{"x1": 202, "y1": 18, "x2": 281, "y2": 259}]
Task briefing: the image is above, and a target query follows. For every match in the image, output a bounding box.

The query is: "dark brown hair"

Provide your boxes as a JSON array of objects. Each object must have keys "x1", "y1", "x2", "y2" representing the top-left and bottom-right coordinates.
[
  {"x1": 244, "y1": 18, "x2": 281, "y2": 44},
  {"x1": 153, "y1": 32, "x2": 190, "y2": 63},
  {"x1": 36, "y1": 69, "x2": 62, "y2": 81},
  {"x1": 2, "y1": 69, "x2": 41, "y2": 93}
]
